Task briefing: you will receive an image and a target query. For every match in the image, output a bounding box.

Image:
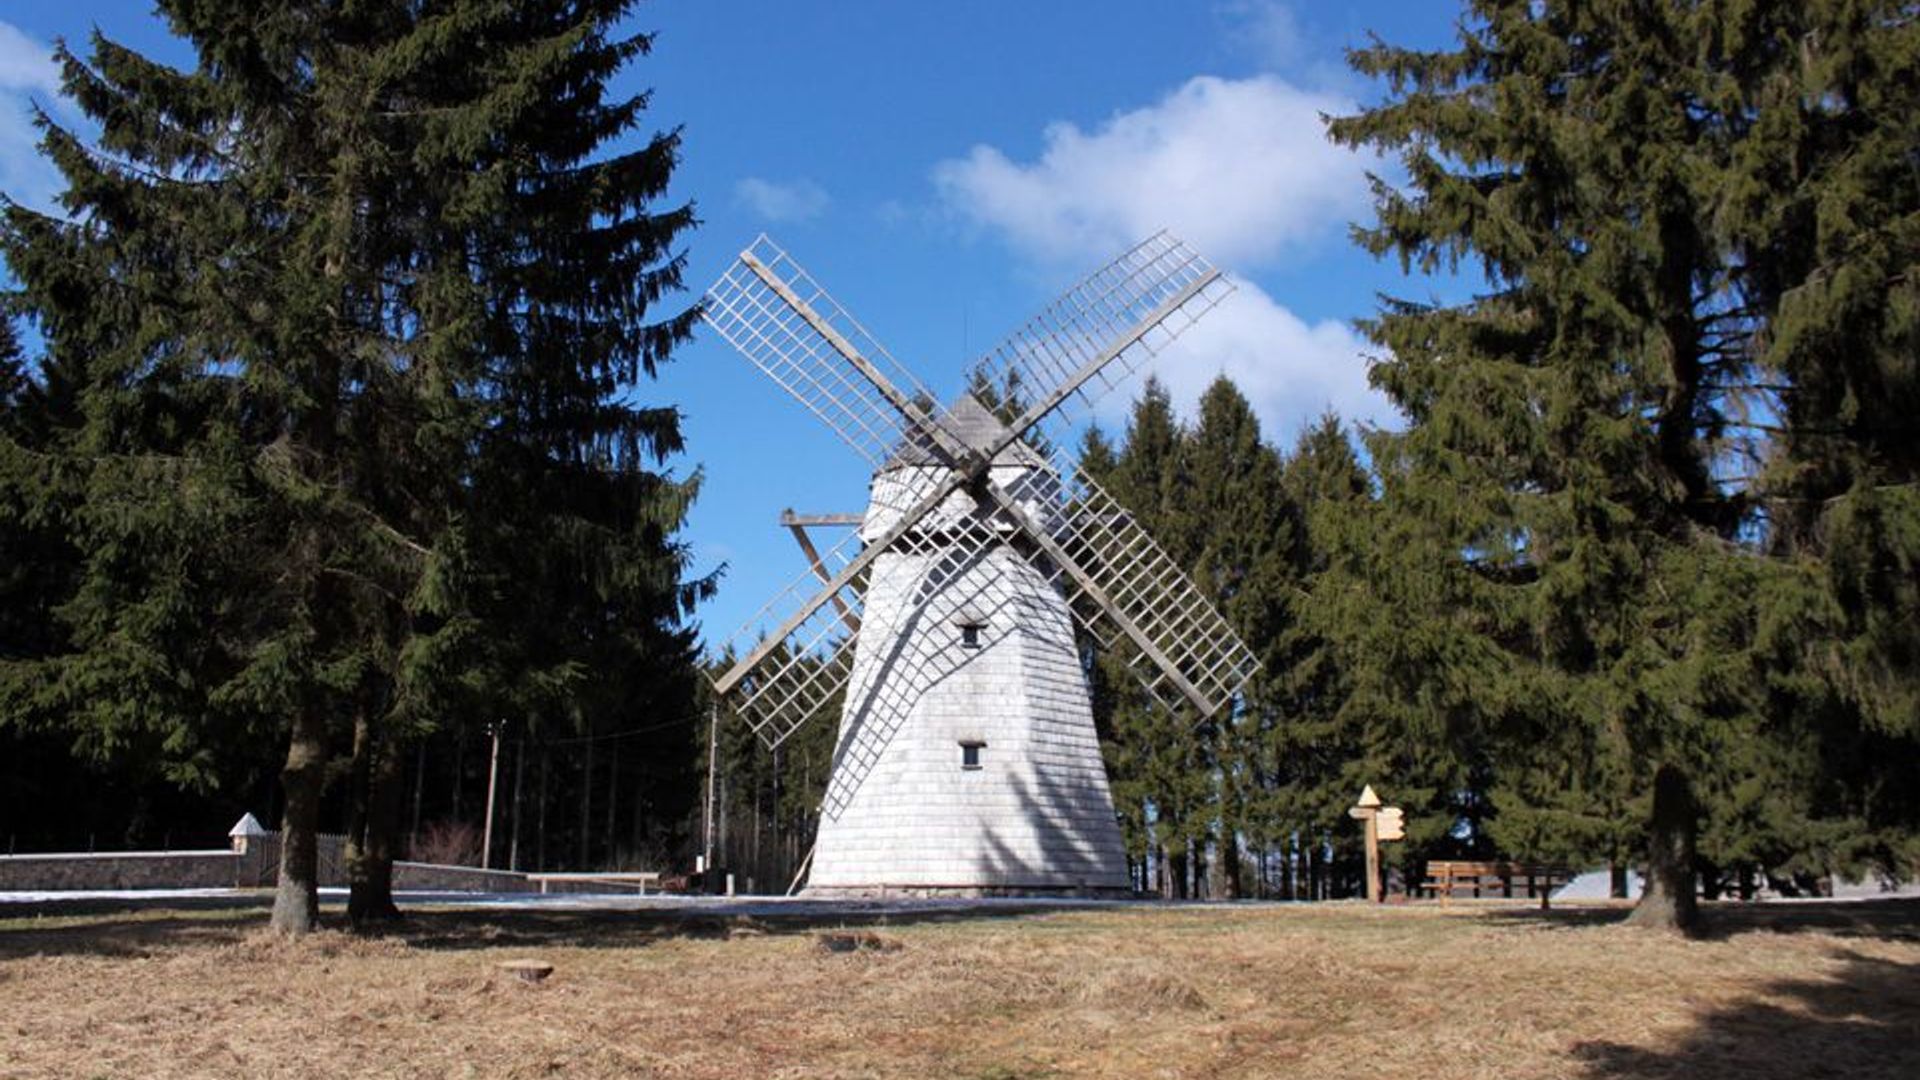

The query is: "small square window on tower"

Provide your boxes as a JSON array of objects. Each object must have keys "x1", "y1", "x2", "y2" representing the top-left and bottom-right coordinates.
[
  {"x1": 959, "y1": 623, "x2": 983, "y2": 649},
  {"x1": 960, "y1": 740, "x2": 985, "y2": 770}
]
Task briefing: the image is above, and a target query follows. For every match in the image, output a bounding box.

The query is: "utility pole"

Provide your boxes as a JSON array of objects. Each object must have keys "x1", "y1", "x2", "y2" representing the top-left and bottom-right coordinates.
[{"x1": 481, "y1": 720, "x2": 503, "y2": 869}]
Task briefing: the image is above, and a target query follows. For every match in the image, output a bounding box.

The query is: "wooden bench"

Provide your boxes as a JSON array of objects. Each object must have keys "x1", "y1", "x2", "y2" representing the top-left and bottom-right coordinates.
[
  {"x1": 525, "y1": 871, "x2": 662, "y2": 895},
  {"x1": 1421, "y1": 861, "x2": 1573, "y2": 907}
]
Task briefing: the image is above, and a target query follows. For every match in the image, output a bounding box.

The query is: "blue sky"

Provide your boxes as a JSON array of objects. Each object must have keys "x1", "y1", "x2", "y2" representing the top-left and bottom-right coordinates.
[{"x1": 0, "y1": 1, "x2": 1462, "y2": 653}]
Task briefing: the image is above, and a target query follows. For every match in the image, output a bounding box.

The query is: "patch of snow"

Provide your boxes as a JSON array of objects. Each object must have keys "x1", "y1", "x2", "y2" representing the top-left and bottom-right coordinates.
[
  {"x1": 0, "y1": 887, "x2": 244, "y2": 903},
  {"x1": 1553, "y1": 869, "x2": 1643, "y2": 901}
]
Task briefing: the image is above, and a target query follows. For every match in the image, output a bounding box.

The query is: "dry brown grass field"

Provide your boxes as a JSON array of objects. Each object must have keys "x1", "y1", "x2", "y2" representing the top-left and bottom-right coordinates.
[{"x1": 2, "y1": 897, "x2": 1916, "y2": 1079}]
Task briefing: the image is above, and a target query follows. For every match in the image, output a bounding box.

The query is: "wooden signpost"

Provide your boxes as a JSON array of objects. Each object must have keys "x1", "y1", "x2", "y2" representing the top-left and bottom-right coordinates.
[{"x1": 1348, "y1": 785, "x2": 1405, "y2": 902}]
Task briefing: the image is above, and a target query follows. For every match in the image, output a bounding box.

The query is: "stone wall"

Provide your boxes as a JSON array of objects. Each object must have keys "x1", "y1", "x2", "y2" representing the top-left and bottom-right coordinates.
[
  {"x1": 0, "y1": 849, "x2": 273, "y2": 891},
  {"x1": 0, "y1": 842, "x2": 637, "y2": 895},
  {"x1": 391, "y1": 862, "x2": 535, "y2": 893}
]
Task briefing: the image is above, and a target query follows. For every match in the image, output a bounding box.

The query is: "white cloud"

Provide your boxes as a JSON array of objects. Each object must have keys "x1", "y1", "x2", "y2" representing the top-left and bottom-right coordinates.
[
  {"x1": 936, "y1": 72, "x2": 1391, "y2": 436},
  {"x1": 1119, "y1": 275, "x2": 1393, "y2": 441},
  {"x1": 933, "y1": 74, "x2": 1372, "y2": 269},
  {"x1": 1215, "y1": 1, "x2": 1359, "y2": 90},
  {"x1": 0, "y1": 21, "x2": 67, "y2": 213},
  {"x1": 1218, "y1": 0, "x2": 1307, "y2": 70},
  {"x1": 0, "y1": 22, "x2": 60, "y2": 96},
  {"x1": 734, "y1": 176, "x2": 830, "y2": 223}
]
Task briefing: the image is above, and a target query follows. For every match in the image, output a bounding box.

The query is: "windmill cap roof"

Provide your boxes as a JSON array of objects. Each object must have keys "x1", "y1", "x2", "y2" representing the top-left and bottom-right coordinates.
[{"x1": 879, "y1": 393, "x2": 1050, "y2": 472}]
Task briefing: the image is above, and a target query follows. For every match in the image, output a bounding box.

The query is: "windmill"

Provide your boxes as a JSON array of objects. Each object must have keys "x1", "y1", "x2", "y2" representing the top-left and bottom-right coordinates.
[{"x1": 702, "y1": 232, "x2": 1259, "y2": 895}]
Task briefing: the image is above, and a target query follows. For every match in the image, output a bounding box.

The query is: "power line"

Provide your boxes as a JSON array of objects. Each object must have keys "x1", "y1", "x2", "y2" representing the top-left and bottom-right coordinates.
[{"x1": 541, "y1": 716, "x2": 696, "y2": 747}]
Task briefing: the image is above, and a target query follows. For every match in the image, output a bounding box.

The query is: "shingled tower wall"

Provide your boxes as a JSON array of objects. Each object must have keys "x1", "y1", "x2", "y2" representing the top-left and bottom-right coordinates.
[{"x1": 804, "y1": 398, "x2": 1132, "y2": 896}]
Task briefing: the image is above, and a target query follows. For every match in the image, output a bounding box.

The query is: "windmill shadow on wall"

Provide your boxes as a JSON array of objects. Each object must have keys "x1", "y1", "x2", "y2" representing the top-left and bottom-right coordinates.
[{"x1": 822, "y1": 539, "x2": 1032, "y2": 820}]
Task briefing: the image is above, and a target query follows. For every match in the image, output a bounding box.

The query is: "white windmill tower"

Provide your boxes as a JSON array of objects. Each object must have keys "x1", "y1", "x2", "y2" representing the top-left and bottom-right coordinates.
[{"x1": 702, "y1": 233, "x2": 1258, "y2": 896}]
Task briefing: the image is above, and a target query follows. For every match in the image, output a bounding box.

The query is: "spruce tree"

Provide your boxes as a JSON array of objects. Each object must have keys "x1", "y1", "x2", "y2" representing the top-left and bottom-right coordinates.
[
  {"x1": 1179, "y1": 378, "x2": 1290, "y2": 897},
  {"x1": 1330, "y1": 1, "x2": 1759, "y2": 931},
  {"x1": 1082, "y1": 380, "x2": 1212, "y2": 896},
  {"x1": 1727, "y1": 2, "x2": 1920, "y2": 872},
  {"x1": 0, "y1": 317, "x2": 74, "y2": 687},
  {"x1": 1085, "y1": 378, "x2": 1307, "y2": 897},
  {"x1": 1251, "y1": 412, "x2": 1500, "y2": 898},
  {"x1": 1330, "y1": 0, "x2": 1920, "y2": 929},
  {"x1": 2, "y1": 0, "x2": 705, "y2": 932},
  {"x1": 0, "y1": 319, "x2": 19, "y2": 408}
]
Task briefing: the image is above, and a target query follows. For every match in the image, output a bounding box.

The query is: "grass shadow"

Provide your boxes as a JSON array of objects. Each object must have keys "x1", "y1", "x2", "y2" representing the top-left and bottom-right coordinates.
[
  {"x1": 2, "y1": 895, "x2": 1123, "y2": 959},
  {"x1": 1479, "y1": 897, "x2": 1920, "y2": 943},
  {"x1": 1573, "y1": 947, "x2": 1920, "y2": 1079},
  {"x1": 389, "y1": 901, "x2": 1107, "y2": 952},
  {"x1": 0, "y1": 908, "x2": 260, "y2": 959}
]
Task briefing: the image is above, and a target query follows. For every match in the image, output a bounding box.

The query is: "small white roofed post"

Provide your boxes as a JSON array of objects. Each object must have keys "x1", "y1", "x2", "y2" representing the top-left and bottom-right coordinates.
[{"x1": 229, "y1": 812, "x2": 269, "y2": 854}]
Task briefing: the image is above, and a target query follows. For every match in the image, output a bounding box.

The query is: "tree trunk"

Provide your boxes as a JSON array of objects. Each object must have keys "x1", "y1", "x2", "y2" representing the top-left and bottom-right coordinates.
[
  {"x1": 1220, "y1": 825, "x2": 1241, "y2": 900},
  {"x1": 604, "y1": 743, "x2": 619, "y2": 864},
  {"x1": 536, "y1": 746, "x2": 550, "y2": 872},
  {"x1": 344, "y1": 708, "x2": 373, "y2": 918},
  {"x1": 270, "y1": 706, "x2": 328, "y2": 935},
  {"x1": 409, "y1": 741, "x2": 425, "y2": 853},
  {"x1": 509, "y1": 736, "x2": 525, "y2": 872},
  {"x1": 346, "y1": 705, "x2": 404, "y2": 929},
  {"x1": 1609, "y1": 860, "x2": 1630, "y2": 899},
  {"x1": 1626, "y1": 763, "x2": 1700, "y2": 934},
  {"x1": 451, "y1": 727, "x2": 466, "y2": 820},
  {"x1": 579, "y1": 737, "x2": 594, "y2": 868}
]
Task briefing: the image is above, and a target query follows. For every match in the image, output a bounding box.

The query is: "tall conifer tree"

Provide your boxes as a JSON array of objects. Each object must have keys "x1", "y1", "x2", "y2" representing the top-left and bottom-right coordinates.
[
  {"x1": 2, "y1": 0, "x2": 705, "y2": 932},
  {"x1": 1180, "y1": 378, "x2": 1290, "y2": 896},
  {"x1": 1728, "y1": 2, "x2": 1920, "y2": 870},
  {"x1": 1331, "y1": 1, "x2": 1749, "y2": 931},
  {"x1": 1083, "y1": 379, "x2": 1213, "y2": 895},
  {"x1": 1330, "y1": 0, "x2": 1919, "y2": 929}
]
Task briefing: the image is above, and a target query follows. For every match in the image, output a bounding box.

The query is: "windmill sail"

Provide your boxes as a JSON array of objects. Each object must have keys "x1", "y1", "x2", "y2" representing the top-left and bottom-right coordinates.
[
  {"x1": 716, "y1": 524, "x2": 868, "y2": 748},
  {"x1": 997, "y1": 462, "x2": 1261, "y2": 718},
  {"x1": 712, "y1": 462, "x2": 1013, "y2": 751},
  {"x1": 703, "y1": 234, "x2": 946, "y2": 465},
  {"x1": 967, "y1": 231, "x2": 1234, "y2": 449}
]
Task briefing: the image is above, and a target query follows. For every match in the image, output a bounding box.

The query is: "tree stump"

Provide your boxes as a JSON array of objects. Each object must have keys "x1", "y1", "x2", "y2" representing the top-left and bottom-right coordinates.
[
  {"x1": 816, "y1": 931, "x2": 900, "y2": 954},
  {"x1": 499, "y1": 959, "x2": 554, "y2": 984}
]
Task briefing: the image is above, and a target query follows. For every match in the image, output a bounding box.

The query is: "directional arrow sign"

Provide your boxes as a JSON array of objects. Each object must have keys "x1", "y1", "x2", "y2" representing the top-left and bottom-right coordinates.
[{"x1": 1376, "y1": 807, "x2": 1406, "y2": 842}]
